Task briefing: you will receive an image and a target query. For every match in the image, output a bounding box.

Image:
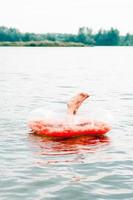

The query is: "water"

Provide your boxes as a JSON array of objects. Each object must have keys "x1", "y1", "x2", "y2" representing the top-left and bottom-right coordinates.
[{"x1": 0, "y1": 47, "x2": 133, "y2": 200}]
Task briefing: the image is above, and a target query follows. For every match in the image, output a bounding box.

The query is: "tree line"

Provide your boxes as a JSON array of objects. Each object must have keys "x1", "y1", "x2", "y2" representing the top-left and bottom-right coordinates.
[{"x1": 0, "y1": 26, "x2": 133, "y2": 46}]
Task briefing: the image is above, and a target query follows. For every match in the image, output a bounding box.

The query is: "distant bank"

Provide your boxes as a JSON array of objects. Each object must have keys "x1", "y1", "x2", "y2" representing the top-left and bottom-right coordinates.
[
  {"x1": 0, "y1": 26, "x2": 133, "y2": 46},
  {"x1": 0, "y1": 41, "x2": 86, "y2": 47}
]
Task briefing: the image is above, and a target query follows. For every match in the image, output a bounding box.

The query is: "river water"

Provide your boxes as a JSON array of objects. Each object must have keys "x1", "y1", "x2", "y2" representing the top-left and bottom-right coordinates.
[{"x1": 0, "y1": 47, "x2": 133, "y2": 200}]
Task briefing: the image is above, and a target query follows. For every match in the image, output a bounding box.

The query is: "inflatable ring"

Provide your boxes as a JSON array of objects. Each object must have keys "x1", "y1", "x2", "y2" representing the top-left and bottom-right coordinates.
[
  {"x1": 28, "y1": 93, "x2": 111, "y2": 138},
  {"x1": 29, "y1": 120, "x2": 111, "y2": 138}
]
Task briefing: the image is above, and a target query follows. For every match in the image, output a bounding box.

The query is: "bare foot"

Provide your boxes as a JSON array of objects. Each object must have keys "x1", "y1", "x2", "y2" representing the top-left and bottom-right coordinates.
[{"x1": 67, "y1": 92, "x2": 90, "y2": 115}]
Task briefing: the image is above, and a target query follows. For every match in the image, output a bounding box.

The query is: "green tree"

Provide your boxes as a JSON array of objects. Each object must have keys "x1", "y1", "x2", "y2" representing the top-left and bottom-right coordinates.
[
  {"x1": 77, "y1": 27, "x2": 95, "y2": 45},
  {"x1": 95, "y1": 28, "x2": 119, "y2": 46},
  {"x1": 122, "y1": 33, "x2": 133, "y2": 46}
]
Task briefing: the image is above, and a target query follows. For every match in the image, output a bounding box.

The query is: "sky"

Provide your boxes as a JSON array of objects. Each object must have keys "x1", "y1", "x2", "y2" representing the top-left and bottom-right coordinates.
[{"x1": 0, "y1": 0, "x2": 133, "y2": 35}]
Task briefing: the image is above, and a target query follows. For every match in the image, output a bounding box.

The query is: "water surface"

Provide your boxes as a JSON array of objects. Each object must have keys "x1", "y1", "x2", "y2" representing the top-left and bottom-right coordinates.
[{"x1": 0, "y1": 47, "x2": 133, "y2": 200}]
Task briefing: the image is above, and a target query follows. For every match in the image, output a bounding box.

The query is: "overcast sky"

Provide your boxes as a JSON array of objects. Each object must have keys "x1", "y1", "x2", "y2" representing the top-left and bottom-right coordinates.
[{"x1": 0, "y1": 0, "x2": 133, "y2": 34}]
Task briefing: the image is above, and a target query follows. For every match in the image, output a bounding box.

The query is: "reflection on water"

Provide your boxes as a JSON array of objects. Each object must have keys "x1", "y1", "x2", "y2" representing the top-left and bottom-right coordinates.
[{"x1": 28, "y1": 133, "x2": 110, "y2": 165}]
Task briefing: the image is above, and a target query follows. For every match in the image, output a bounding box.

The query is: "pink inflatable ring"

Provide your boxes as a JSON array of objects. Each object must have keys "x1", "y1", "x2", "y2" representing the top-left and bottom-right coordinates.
[{"x1": 28, "y1": 93, "x2": 111, "y2": 138}]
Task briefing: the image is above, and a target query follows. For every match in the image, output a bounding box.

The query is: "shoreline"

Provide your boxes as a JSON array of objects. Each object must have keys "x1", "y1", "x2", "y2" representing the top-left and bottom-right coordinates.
[{"x1": 0, "y1": 41, "x2": 87, "y2": 47}]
